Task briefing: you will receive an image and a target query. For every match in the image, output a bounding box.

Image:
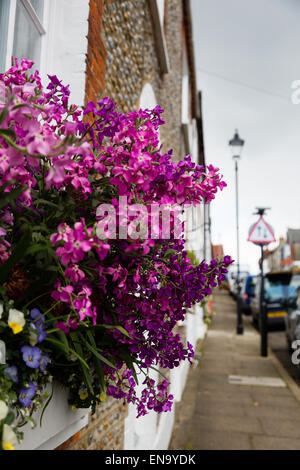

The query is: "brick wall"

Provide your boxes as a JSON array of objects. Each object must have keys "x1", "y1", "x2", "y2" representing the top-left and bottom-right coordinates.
[
  {"x1": 56, "y1": 397, "x2": 127, "y2": 450},
  {"x1": 85, "y1": 0, "x2": 185, "y2": 159},
  {"x1": 85, "y1": 0, "x2": 106, "y2": 105}
]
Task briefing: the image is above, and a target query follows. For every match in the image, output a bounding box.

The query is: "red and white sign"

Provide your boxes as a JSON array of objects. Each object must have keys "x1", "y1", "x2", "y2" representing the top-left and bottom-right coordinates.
[{"x1": 248, "y1": 216, "x2": 276, "y2": 245}]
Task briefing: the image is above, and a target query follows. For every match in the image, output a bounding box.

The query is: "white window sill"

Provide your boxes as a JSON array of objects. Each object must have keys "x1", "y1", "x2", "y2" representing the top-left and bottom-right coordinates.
[{"x1": 15, "y1": 382, "x2": 89, "y2": 450}]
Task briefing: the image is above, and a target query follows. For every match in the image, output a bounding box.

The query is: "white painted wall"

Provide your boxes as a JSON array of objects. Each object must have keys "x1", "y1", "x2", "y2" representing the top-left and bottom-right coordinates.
[
  {"x1": 6, "y1": 1, "x2": 91, "y2": 449},
  {"x1": 41, "y1": 0, "x2": 90, "y2": 107},
  {"x1": 3, "y1": 0, "x2": 89, "y2": 107},
  {"x1": 124, "y1": 83, "x2": 206, "y2": 450}
]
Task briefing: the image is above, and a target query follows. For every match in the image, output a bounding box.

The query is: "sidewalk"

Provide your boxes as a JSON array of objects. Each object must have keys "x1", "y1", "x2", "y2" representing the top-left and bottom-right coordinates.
[{"x1": 169, "y1": 289, "x2": 300, "y2": 450}]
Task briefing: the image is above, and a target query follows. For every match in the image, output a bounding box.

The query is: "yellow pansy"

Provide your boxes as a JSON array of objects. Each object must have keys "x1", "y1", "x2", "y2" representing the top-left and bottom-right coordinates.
[
  {"x1": 3, "y1": 442, "x2": 14, "y2": 450},
  {"x1": 2, "y1": 424, "x2": 17, "y2": 451},
  {"x1": 8, "y1": 309, "x2": 25, "y2": 334},
  {"x1": 79, "y1": 391, "x2": 88, "y2": 400},
  {"x1": 9, "y1": 323, "x2": 23, "y2": 334}
]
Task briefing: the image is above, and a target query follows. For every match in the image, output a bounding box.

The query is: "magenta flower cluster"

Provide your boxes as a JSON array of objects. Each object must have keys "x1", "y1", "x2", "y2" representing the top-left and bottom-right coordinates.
[{"x1": 0, "y1": 59, "x2": 233, "y2": 418}]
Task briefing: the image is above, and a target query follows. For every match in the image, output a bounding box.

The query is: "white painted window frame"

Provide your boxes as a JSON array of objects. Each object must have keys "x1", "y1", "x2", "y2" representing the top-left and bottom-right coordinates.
[
  {"x1": 2, "y1": 0, "x2": 91, "y2": 449},
  {"x1": 4, "y1": 0, "x2": 49, "y2": 71},
  {"x1": 147, "y1": 0, "x2": 169, "y2": 74},
  {"x1": 21, "y1": 0, "x2": 46, "y2": 34}
]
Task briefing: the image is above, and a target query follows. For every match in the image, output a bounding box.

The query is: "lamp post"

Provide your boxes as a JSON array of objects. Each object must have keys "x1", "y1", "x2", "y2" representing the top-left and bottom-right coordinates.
[{"x1": 229, "y1": 130, "x2": 245, "y2": 335}]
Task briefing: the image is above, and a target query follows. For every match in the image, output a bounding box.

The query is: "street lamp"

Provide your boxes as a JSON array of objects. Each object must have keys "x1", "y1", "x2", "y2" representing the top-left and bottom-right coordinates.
[{"x1": 229, "y1": 129, "x2": 245, "y2": 335}]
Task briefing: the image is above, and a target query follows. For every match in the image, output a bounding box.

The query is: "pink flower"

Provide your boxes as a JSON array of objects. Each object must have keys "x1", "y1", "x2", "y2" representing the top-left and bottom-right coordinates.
[
  {"x1": 50, "y1": 223, "x2": 73, "y2": 244},
  {"x1": 74, "y1": 297, "x2": 93, "y2": 322},
  {"x1": 56, "y1": 318, "x2": 79, "y2": 333},
  {"x1": 51, "y1": 282, "x2": 74, "y2": 303},
  {"x1": 64, "y1": 264, "x2": 86, "y2": 283},
  {"x1": 55, "y1": 234, "x2": 92, "y2": 266},
  {"x1": 107, "y1": 265, "x2": 128, "y2": 288}
]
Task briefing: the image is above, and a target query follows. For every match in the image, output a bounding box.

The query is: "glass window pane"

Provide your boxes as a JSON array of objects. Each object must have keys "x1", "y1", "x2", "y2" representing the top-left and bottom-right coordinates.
[
  {"x1": 12, "y1": 1, "x2": 42, "y2": 68},
  {"x1": 29, "y1": 0, "x2": 44, "y2": 22},
  {"x1": 0, "y1": 0, "x2": 10, "y2": 72}
]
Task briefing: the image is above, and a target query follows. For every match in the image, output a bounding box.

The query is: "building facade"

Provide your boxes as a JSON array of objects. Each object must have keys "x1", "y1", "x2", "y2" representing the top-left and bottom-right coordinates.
[
  {"x1": 1, "y1": 0, "x2": 209, "y2": 450},
  {"x1": 265, "y1": 229, "x2": 300, "y2": 273}
]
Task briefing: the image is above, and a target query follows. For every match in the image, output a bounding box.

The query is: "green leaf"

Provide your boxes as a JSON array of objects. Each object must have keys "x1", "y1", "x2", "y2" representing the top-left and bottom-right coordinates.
[
  {"x1": 0, "y1": 108, "x2": 8, "y2": 125},
  {"x1": 0, "y1": 186, "x2": 28, "y2": 210},
  {"x1": 77, "y1": 332, "x2": 116, "y2": 370},
  {"x1": 119, "y1": 348, "x2": 139, "y2": 385},
  {"x1": 44, "y1": 337, "x2": 90, "y2": 370},
  {"x1": 86, "y1": 331, "x2": 105, "y2": 391},
  {"x1": 33, "y1": 199, "x2": 59, "y2": 209},
  {"x1": 94, "y1": 324, "x2": 133, "y2": 340},
  {"x1": 70, "y1": 332, "x2": 94, "y2": 395},
  {"x1": 40, "y1": 383, "x2": 54, "y2": 427},
  {"x1": 0, "y1": 230, "x2": 31, "y2": 284},
  {"x1": 4, "y1": 411, "x2": 15, "y2": 426},
  {"x1": 144, "y1": 364, "x2": 169, "y2": 383},
  {"x1": 45, "y1": 312, "x2": 70, "y2": 349},
  {"x1": 164, "y1": 249, "x2": 177, "y2": 258},
  {"x1": 0, "y1": 128, "x2": 16, "y2": 138},
  {"x1": 0, "y1": 180, "x2": 16, "y2": 193},
  {"x1": 11, "y1": 104, "x2": 28, "y2": 111},
  {"x1": 25, "y1": 243, "x2": 49, "y2": 256}
]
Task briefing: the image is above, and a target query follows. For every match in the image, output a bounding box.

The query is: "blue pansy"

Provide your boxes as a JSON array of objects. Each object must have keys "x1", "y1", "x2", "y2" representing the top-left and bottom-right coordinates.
[
  {"x1": 30, "y1": 308, "x2": 47, "y2": 343},
  {"x1": 18, "y1": 382, "x2": 38, "y2": 407},
  {"x1": 30, "y1": 308, "x2": 45, "y2": 326},
  {"x1": 4, "y1": 366, "x2": 18, "y2": 383},
  {"x1": 21, "y1": 345, "x2": 41, "y2": 369}
]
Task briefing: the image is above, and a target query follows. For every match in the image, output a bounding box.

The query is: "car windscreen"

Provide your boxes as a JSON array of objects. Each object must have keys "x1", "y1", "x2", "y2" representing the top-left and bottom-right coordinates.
[
  {"x1": 247, "y1": 276, "x2": 257, "y2": 295},
  {"x1": 264, "y1": 274, "x2": 300, "y2": 302}
]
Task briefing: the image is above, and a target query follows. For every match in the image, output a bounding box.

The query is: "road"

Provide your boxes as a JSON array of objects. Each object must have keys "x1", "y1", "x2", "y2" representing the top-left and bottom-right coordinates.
[
  {"x1": 268, "y1": 328, "x2": 300, "y2": 387},
  {"x1": 245, "y1": 309, "x2": 300, "y2": 387}
]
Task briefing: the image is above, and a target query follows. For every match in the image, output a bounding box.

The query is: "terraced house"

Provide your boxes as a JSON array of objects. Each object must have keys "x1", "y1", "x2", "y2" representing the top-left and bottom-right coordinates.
[{"x1": 0, "y1": 0, "x2": 210, "y2": 450}]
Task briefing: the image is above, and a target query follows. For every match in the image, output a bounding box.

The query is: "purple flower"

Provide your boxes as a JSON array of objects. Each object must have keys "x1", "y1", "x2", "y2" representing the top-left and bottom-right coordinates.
[
  {"x1": 18, "y1": 382, "x2": 38, "y2": 407},
  {"x1": 4, "y1": 366, "x2": 18, "y2": 383},
  {"x1": 30, "y1": 308, "x2": 47, "y2": 342},
  {"x1": 30, "y1": 308, "x2": 45, "y2": 326},
  {"x1": 40, "y1": 354, "x2": 50, "y2": 372},
  {"x1": 36, "y1": 326, "x2": 47, "y2": 343},
  {"x1": 21, "y1": 345, "x2": 41, "y2": 369},
  {"x1": 56, "y1": 318, "x2": 78, "y2": 333}
]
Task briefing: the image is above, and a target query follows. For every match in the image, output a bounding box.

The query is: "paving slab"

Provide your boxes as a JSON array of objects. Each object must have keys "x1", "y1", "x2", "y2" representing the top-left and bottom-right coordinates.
[
  {"x1": 251, "y1": 435, "x2": 300, "y2": 450},
  {"x1": 188, "y1": 430, "x2": 252, "y2": 450},
  {"x1": 169, "y1": 289, "x2": 300, "y2": 450}
]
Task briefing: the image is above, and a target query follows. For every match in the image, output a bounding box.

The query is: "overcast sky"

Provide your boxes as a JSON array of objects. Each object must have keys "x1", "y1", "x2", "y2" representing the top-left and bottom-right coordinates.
[{"x1": 191, "y1": 0, "x2": 300, "y2": 274}]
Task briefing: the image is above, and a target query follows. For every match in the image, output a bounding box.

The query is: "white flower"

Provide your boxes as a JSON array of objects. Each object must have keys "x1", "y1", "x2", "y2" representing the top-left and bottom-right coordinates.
[
  {"x1": 8, "y1": 309, "x2": 25, "y2": 334},
  {"x1": 0, "y1": 302, "x2": 3, "y2": 318},
  {"x1": 2, "y1": 424, "x2": 17, "y2": 450},
  {"x1": 0, "y1": 340, "x2": 6, "y2": 364},
  {"x1": 0, "y1": 400, "x2": 8, "y2": 420},
  {"x1": 29, "y1": 324, "x2": 38, "y2": 346}
]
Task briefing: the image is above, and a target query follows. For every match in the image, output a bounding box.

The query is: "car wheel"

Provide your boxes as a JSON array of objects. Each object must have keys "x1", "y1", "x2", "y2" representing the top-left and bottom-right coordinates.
[{"x1": 286, "y1": 335, "x2": 292, "y2": 355}]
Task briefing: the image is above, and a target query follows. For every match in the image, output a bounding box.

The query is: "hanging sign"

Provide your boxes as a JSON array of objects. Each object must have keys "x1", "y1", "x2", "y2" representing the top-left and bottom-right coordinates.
[{"x1": 247, "y1": 216, "x2": 276, "y2": 246}]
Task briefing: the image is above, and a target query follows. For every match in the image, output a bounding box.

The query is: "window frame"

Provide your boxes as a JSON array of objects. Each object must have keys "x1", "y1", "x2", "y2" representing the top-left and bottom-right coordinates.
[{"x1": 3, "y1": 0, "x2": 48, "y2": 71}]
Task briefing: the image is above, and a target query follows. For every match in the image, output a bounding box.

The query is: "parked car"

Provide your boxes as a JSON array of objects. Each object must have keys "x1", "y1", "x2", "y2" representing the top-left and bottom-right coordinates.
[
  {"x1": 228, "y1": 269, "x2": 250, "y2": 299},
  {"x1": 251, "y1": 270, "x2": 300, "y2": 330},
  {"x1": 241, "y1": 275, "x2": 258, "y2": 315},
  {"x1": 284, "y1": 279, "x2": 300, "y2": 352}
]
